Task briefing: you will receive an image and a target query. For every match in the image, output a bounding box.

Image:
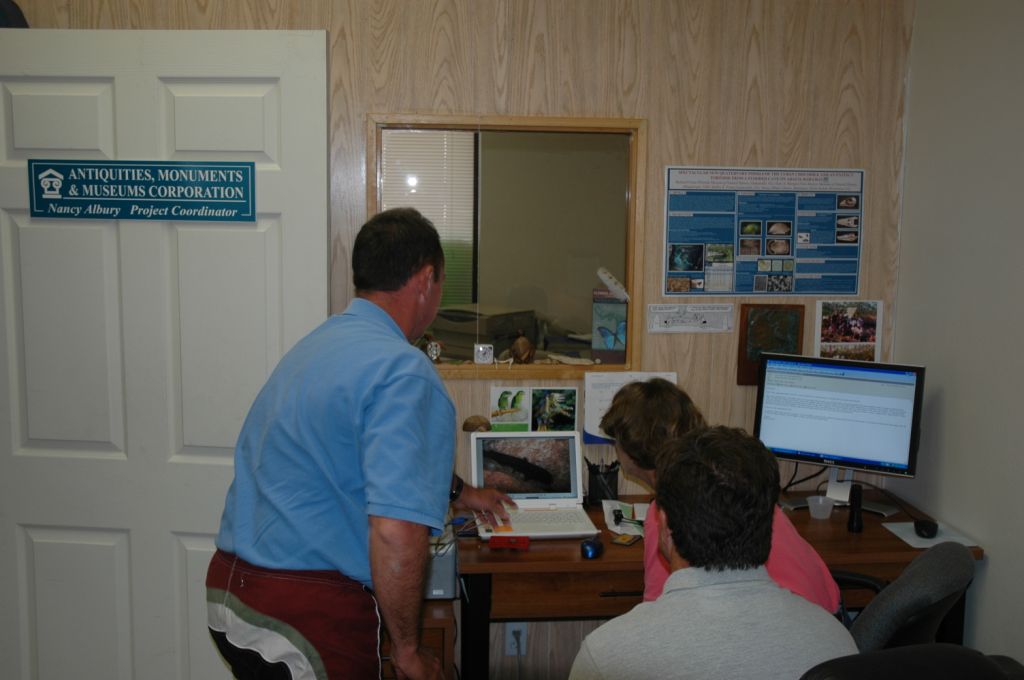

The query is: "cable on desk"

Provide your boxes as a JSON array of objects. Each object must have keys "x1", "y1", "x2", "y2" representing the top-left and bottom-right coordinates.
[
  {"x1": 432, "y1": 539, "x2": 456, "y2": 558},
  {"x1": 451, "y1": 514, "x2": 480, "y2": 538},
  {"x1": 783, "y1": 463, "x2": 828, "y2": 492},
  {"x1": 432, "y1": 518, "x2": 458, "y2": 557}
]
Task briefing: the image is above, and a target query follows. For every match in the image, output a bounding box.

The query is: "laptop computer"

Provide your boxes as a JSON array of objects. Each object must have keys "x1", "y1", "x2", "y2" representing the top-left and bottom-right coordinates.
[{"x1": 470, "y1": 430, "x2": 599, "y2": 540}]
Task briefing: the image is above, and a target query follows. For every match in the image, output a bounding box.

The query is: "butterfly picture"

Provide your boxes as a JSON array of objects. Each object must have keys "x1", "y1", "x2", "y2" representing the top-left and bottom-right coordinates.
[{"x1": 596, "y1": 320, "x2": 627, "y2": 349}]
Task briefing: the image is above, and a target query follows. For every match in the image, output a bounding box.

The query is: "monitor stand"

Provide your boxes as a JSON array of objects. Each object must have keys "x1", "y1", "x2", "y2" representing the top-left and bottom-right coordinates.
[{"x1": 780, "y1": 468, "x2": 899, "y2": 517}]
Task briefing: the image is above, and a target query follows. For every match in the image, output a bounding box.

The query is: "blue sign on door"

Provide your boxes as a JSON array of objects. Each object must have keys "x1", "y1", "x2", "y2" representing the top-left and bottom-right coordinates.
[{"x1": 28, "y1": 159, "x2": 256, "y2": 222}]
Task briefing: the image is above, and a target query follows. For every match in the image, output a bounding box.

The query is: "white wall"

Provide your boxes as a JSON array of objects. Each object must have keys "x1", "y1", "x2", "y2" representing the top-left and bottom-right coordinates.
[{"x1": 891, "y1": 0, "x2": 1024, "y2": 656}]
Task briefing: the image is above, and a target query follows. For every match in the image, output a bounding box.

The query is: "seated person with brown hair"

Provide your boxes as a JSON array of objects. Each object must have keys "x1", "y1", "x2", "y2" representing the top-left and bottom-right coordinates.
[
  {"x1": 569, "y1": 427, "x2": 856, "y2": 680},
  {"x1": 599, "y1": 378, "x2": 839, "y2": 611}
]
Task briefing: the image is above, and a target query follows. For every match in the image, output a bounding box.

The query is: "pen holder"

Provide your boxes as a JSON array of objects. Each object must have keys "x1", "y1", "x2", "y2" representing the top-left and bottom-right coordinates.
[{"x1": 587, "y1": 468, "x2": 618, "y2": 506}]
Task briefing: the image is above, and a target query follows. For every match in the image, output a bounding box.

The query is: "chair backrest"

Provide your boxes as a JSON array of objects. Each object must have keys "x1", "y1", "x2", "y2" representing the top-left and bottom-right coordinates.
[
  {"x1": 850, "y1": 541, "x2": 975, "y2": 652},
  {"x1": 800, "y1": 643, "x2": 1021, "y2": 680}
]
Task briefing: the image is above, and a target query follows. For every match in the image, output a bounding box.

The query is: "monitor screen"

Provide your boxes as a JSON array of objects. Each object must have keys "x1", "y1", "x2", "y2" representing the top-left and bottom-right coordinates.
[
  {"x1": 753, "y1": 353, "x2": 925, "y2": 480},
  {"x1": 470, "y1": 431, "x2": 581, "y2": 500}
]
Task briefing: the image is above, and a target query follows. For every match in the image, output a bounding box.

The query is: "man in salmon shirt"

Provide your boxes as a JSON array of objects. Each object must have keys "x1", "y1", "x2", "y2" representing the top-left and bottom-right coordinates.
[{"x1": 599, "y1": 378, "x2": 839, "y2": 612}]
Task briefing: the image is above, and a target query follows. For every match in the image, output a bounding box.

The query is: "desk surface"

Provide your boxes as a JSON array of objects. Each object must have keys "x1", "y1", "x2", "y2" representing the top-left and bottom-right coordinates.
[
  {"x1": 458, "y1": 507, "x2": 643, "y2": 575},
  {"x1": 458, "y1": 492, "x2": 984, "y2": 579},
  {"x1": 778, "y1": 492, "x2": 983, "y2": 577}
]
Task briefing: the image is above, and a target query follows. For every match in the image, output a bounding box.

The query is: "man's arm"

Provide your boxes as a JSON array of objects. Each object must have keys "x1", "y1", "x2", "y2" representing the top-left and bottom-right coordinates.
[{"x1": 368, "y1": 515, "x2": 442, "y2": 680}]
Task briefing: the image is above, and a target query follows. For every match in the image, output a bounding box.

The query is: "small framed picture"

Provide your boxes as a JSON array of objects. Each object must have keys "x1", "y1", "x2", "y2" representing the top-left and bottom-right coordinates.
[
  {"x1": 736, "y1": 304, "x2": 805, "y2": 385},
  {"x1": 530, "y1": 387, "x2": 578, "y2": 431},
  {"x1": 815, "y1": 300, "x2": 881, "y2": 362}
]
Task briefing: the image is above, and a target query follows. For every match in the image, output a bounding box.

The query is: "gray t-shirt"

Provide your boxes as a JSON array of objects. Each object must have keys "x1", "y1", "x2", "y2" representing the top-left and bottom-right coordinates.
[{"x1": 570, "y1": 566, "x2": 857, "y2": 680}]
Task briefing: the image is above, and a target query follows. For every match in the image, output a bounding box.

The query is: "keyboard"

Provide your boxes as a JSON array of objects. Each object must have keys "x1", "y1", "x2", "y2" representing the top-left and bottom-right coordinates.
[{"x1": 489, "y1": 507, "x2": 597, "y2": 536}]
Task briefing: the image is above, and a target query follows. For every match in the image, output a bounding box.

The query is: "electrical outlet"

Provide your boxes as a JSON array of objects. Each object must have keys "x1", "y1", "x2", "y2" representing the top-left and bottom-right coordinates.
[{"x1": 504, "y1": 621, "x2": 527, "y2": 656}]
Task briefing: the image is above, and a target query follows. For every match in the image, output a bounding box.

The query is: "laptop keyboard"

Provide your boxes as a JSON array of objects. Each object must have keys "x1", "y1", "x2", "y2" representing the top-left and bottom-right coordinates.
[{"x1": 497, "y1": 508, "x2": 595, "y2": 532}]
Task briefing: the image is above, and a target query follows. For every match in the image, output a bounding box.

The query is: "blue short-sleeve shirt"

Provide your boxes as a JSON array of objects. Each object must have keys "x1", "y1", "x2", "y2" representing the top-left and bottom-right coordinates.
[{"x1": 215, "y1": 298, "x2": 455, "y2": 587}]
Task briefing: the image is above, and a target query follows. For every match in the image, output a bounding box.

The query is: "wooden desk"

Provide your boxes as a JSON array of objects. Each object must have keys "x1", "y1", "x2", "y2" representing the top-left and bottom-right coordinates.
[
  {"x1": 458, "y1": 492, "x2": 983, "y2": 678},
  {"x1": 781, "y1": 492, "x2": 981, "y2": 592}
]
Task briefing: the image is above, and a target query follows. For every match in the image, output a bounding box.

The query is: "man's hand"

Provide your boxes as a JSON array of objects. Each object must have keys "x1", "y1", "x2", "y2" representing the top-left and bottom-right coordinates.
[
  {"x1": 453, "y1": 483, "x2": 516, "y2": 527},
  {"x1": 391, "y1": 645, "x2": 443, "y2": 680}
]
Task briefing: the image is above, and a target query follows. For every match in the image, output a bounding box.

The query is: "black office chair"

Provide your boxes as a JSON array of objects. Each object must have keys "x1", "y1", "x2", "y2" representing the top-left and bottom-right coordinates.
[
  {"x1": 800, "y1": 643, "x2": 1024, "y2": 680},
  {"x1": 831, "y1": 541, "x2": 976, "y2": 652}
]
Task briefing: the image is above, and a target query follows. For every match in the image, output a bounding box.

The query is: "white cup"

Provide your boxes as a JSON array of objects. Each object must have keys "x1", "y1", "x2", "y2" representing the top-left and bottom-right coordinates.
[{"x1": 807, "y1": 495, "x2": 835, "y2": 520}]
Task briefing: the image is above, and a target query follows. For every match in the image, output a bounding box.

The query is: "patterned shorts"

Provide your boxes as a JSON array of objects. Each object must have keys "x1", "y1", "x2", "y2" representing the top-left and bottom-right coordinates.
[{"x1": 206, "y1": 550, "x2": 382, "y2": 679}]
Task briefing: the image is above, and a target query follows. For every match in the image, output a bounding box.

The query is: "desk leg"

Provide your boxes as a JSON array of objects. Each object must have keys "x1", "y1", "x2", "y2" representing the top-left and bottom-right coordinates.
[{"x1": 460, "y1": 574, "x2": 492, "y2": 679}]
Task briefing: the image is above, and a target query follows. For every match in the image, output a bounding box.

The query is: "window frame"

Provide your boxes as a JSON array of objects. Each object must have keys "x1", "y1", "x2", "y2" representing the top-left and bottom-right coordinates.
[{"x1": 367, "y1": 113, "x2": 646, "y2": 379}]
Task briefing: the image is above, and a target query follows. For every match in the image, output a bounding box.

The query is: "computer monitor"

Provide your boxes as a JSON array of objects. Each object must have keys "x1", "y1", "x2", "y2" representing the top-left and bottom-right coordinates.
[{"x1": 753, "y1": 353, "x2": 925, "y2": 516}]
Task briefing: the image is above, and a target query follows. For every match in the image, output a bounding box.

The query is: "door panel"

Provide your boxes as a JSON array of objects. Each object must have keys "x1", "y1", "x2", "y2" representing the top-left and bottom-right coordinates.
[
  {"x1": 0, "y1": 29, "x2": 328, "y2": 680},
  {"x1": 21, "y1": 222, "x2": 124, "y2": 446},
  {"x1": 178, "y1": 225, "x2": 279, "y2": 449},
  {"x1": 8, "y1": 79, "x2": 116, "y2": 155}
]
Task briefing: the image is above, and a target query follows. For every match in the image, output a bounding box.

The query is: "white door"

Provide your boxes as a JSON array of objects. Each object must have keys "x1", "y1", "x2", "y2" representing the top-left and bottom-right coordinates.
[{"x1": 0, "y1": 30, "x2": 328, "y2": 680}]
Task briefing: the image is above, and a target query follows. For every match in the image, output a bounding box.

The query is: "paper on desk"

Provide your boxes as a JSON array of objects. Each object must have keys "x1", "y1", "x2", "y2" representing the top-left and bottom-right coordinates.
[
  {"x1": 883, "y1": 521, "x2": 979, "y2": 550},
  {"x1": 602, "y1": 499, "x2": 648, "y2": 536}
]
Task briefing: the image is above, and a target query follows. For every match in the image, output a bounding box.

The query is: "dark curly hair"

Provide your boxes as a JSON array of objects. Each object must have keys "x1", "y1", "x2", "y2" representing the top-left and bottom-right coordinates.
[
  {"x1": 352, "y1": 207, "x2": 444, "y2": 292},
  {"x1": 656, "y1": 426, "x2": 779, "y2": 571},
  {"x1": 599, "y1": 378, "x2": 706, "y2": 470}
]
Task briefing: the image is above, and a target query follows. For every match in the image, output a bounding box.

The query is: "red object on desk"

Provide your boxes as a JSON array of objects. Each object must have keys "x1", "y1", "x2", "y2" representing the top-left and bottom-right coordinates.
[{"x1": 489, "y1": 535, "x2": 530, "y2": 551}]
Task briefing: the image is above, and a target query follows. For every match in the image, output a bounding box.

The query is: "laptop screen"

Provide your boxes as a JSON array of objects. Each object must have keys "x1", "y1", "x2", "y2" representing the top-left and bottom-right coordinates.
[{"x1": 470, "y1": 431, "x2": 582, "y2": 502}]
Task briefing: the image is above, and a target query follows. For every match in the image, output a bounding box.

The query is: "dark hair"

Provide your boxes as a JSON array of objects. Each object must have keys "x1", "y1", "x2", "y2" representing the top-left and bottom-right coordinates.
[
  {"x1": 0, "y1": 0, "x2": 29, "y2": 27},
  {"x1": 599, "y1": 378, "x2": 706, "y2": 470},
  {"x1": 655, "y1": 426, "x2": 779, "y2": 571},
  {"x1": 352, "y1": 207, "x2": 444, "y2": 292}
]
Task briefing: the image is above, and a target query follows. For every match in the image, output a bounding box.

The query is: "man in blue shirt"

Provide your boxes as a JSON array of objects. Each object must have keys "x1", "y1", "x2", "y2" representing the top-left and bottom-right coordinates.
[{"x1": 207, "y1": 208, "x2": 510, "y2": 680}]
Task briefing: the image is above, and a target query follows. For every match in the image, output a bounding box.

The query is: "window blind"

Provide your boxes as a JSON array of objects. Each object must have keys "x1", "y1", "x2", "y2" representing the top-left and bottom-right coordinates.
[{"x1": 380, "y1": 129, "x2": 475, "y2": 305}]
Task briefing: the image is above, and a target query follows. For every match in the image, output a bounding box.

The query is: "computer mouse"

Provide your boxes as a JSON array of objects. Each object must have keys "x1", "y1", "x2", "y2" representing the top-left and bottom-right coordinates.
[
  {"x1": 580, "y1": 538, "x2": 604, "y2": 560},
  {"x1": 914, "y1": 519, "x2": 939, "y2": 539}
]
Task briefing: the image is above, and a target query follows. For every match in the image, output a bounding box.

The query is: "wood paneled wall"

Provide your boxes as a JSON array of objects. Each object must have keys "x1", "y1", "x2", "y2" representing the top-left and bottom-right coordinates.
[{"x1": 19, "y1": 1, "x2": 916, "y2": 676}]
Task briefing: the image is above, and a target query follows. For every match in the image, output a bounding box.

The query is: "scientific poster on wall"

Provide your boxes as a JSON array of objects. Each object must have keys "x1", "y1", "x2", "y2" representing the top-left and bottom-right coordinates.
[{"x1": 663, "y1": 167, "x2": 863, "y2": 296}]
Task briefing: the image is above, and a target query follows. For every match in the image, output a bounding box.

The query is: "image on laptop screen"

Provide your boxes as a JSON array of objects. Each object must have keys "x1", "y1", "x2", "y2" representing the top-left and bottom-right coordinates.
[{"x1": 473, "y1": 432, "x2": 579, "y2": 500}]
